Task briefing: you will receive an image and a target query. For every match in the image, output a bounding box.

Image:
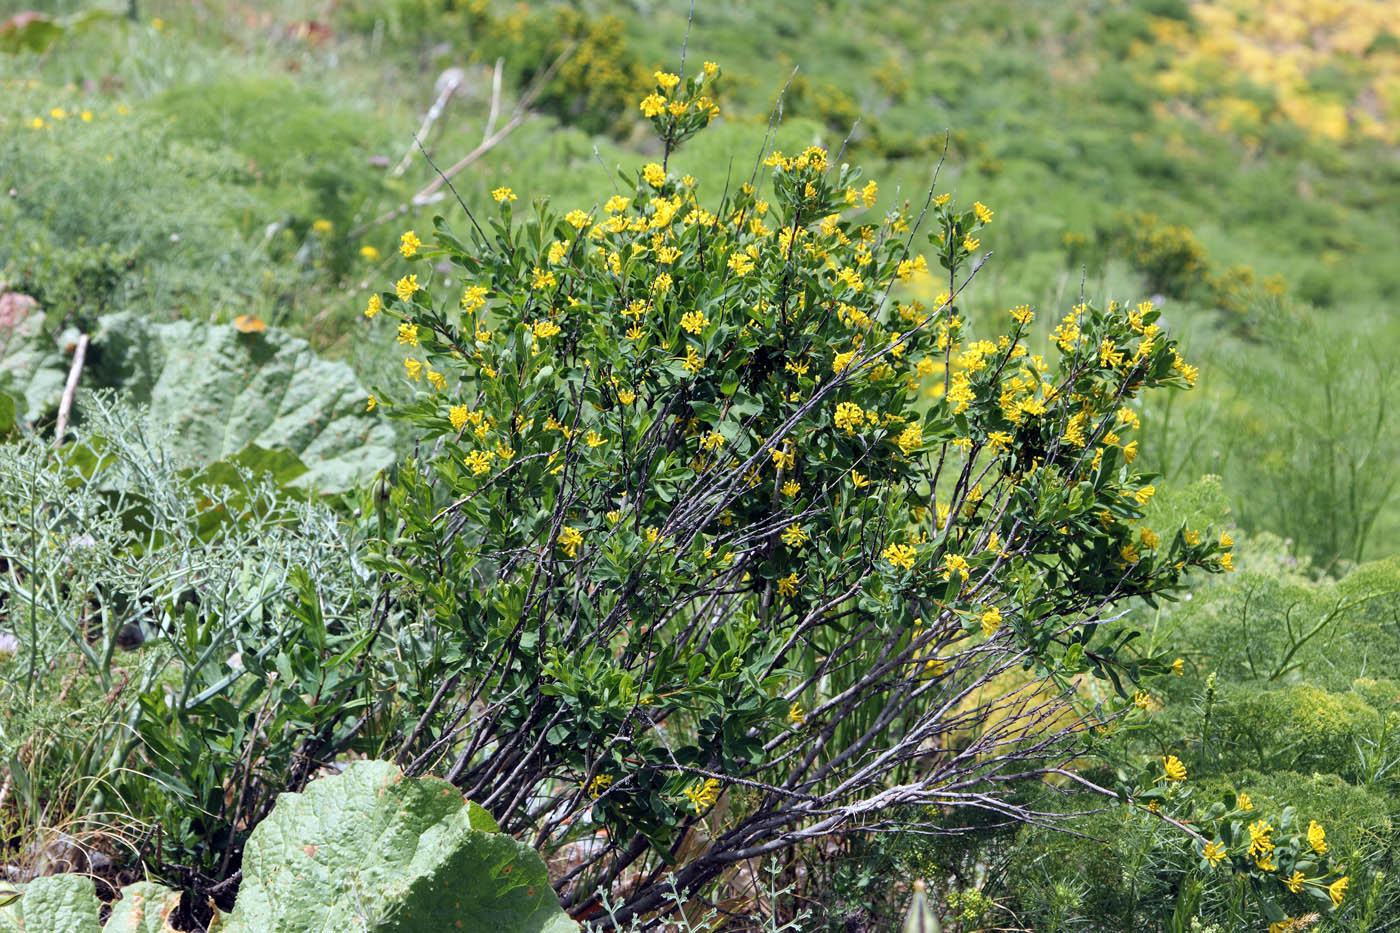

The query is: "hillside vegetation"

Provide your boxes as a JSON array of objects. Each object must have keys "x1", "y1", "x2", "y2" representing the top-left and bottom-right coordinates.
[{"x1": 1, "y1": 1, "x2": 1398, "y2": 931}]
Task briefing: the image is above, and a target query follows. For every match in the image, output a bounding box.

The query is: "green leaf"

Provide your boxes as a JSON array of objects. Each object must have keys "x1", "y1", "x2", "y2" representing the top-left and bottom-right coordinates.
[
  {"x1": 221, "y1": 760, "x2": 577, "y2": 932},
  {"x1": 0, "y1": 14, "x2": 63, "y2": 55},
  {"x1": 101, "y1": 882, "x2": 183, "y2": 932},
  {"x1": 87, "y1": 312, "x2": 395, "y2": 492},
  {"x1": 0, "y1": 874, "x2": 101, "y2": 933},
  {"x1": 901, "y1": 881, "x2": 942, "y2": 933},
  {"x1": 0, "y1": 293, "x2": 68, "y2": 424},
  {"x1": 0, "y1": 10, "x2": 113, "y2": 55},
  {"x1": 0, "y1": 391, "x2": 17, "y2": 436}
]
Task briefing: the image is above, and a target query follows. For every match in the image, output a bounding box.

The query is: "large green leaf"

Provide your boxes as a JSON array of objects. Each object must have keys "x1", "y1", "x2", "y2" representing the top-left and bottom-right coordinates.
[
  {"x1": 0, "y1": 874, "x2": 100, "y2": 933},
  {"x1": 0, "y1": 292, "x2": 68, "y2": 424},
  {"x1": 0, "y1": 764, "x2": 577, "y2": 933},
  {"x1": 0, "y1": 10, "x2": 113, "y2": 56},
  {"x1": 100, "y1": 882, "x2": 182, "y2": 932},
  {"x1": 223, "y1": 760, "x2": 578, "y2": 933},
  {"x1": 88, "y1": 312, "x2": 394, "y2": 492}
]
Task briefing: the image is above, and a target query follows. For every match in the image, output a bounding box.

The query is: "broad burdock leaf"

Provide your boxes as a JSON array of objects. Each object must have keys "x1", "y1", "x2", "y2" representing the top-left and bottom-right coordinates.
[
  {"x1": 0, "y1": 764, "x2": 577, "y2": 933},
  {"x1": 222, "y1": 760, "x2": 577, "y2": 932},
  {"x1": 88, "y1": 311, "x2": 394, "y2": 492},
  {"x1": 0, "y1": 874, "x2": 100, "y2": 933},
  {"x1": 100, "y1": 882, "x2": 183, "y2": 932}
]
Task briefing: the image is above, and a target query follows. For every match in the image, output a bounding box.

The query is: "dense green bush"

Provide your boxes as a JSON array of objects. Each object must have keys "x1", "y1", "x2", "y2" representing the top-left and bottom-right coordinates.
[
  {"x1": 360, "y1": 61, "x2": 1248, "y2": 926},
  {"x1": 0, "y1": 398, "x2": 393, "y2": 884}
]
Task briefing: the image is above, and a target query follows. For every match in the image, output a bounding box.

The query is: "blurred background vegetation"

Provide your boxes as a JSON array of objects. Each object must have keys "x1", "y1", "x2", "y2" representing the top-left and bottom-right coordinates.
[{"x1": 2, "y1": 0, "x2": 1399, "y2": 929}]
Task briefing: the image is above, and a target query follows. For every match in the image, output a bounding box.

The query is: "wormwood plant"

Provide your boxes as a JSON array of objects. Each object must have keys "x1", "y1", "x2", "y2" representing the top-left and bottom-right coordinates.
[
  {"x1": 0, "y1": 397, "x2": 378, "y2": 885},
  {"x1": 367, "y1": 64, "x2": 1237, "y2": 925}
]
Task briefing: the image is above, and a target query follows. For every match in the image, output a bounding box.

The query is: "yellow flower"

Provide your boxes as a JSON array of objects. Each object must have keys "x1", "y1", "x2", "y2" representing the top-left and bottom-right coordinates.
[
  {"x1": 1284, "y1": 871, "x2": 1305, "y2": 894},
  {"x1": 50, "y1": 107, "x2": 67, "y2": 120},
  {"x1": 586, "y1": 774, "x2": 613, "y2": 799},
  {"x1": 618, "y1": 388, "x2": 637, "y2": 405},
  {"x1": 850, "y1": 470, "x2": 870, "y2": 488},
  {"x1": 896, "y1": 423, "x2": 923, "y2": 455},
  {"x1": 531, "y1": 268, "x2": 557, "y2": 290},
  {"x1": 426, "y1": 366, "x2": 446, "y2": 391},
  {"x1": 80, "y1": 110, "x2": 93, "y2": 122},
  {"x1": 787, "y1": 701, "x2": 806, "y2": 725},
  {"x1": 652, "y1": 272, "x2": 673, "y2": 293},
  {"x1": 1010, "y1": 305, "x2": 1033, "y2": 325},
  {"x1": 558, "y1": 526, "x2": 583, "y2": 558},
  {"x1": 1202, "y1": 841, "x2": 1227, "y2": 868},
  {"x1": 776, "y1": 573, "x2": 799, "y2": 597},
  {"x1": 1220, "y1": 553, "x2": 1236, "y2": 572},
  {"x1": 640, "y1": 92, "x2": 666, "y2": 117},
  {"x1": 973, "y1": 201, "x2": 994, "y2": 224},
  {"x1": 980, "y1": 606, "x2": 1002, "y2": 637},
  {"x1": 586, "y1": 430, "x2": 605, "y2": 448},
  {"x1": 365, "y1": 293, "x2": 383, "y2": 319},
  {"x1": 682, "y1": 778, "x2": 721, "y2": 813},
  {"x1": 565, "y1": 209, "x2": 591, "y2": 230},
  {"x1": 728, "y1": 251, "x2": 754, "y2": 276},
  {"x1": 404, "y1": 358, "x2": 423, "y2": 381},
  {"x1": 313, "y1": 219, "x2": 334, "y2": 234},
  {"x1": 781, "y1": 524, "x2": 808, "y2": 548},
  {"x1": 396, "y1": 322, "x2": 420, "y2": 346},
  {"x1": 678, "y1": 310, "x2": 709, "y2": 335},
  {"x1": 1172, "y1": 657, "x2": 1185, "y2": 676},
  {"x1": 546, "y1": 241, "x2": 567, "y2": 265},
  {"x1": 1247, "y1": 820, "x2": 1274, "y2": 859},
  {"x1": 884, "y1": 543, "x2": 917, "y2": 571},
  {"x1": 491, "y1": 186, "x2": 516, "y2": 203},
  {"x1": 399, "y1": 229, "x2": 421, "y2": 257},
  {"x1": 654, "y1": 70, "x2": 680, "y2": 91},
  {"x1": 359, "y1": 244, "x2": 380, "y2": 261},
  {"x1": 642, "y1": 163, "x2": 667, "y2": 188},
  {"x1": 449, "y1": 405, "x2": 471, "y2": 431},
  {"x1": 834, "y1": 401, "x2": 866, "y2": 434},
  {"x1": 703, "y1": 61, "x2": 719, "y2": 77},
  {"x1": 1162, "y1": 754, "x2": 1187, "y2": 781},
  {"x1": 604, "y1": 195, "x2": 630, "y2": 213},
  {"x1": 1307, "y1": 820, "x2": 1327, "y2": 855},
  {"x1": 365, "y1": 395, "x2": 376, "y2": 412},
  {"x1": 1133, "y1": 690, "x2": 1151, "y2": 710},
  {"x1": 532, "y1": 319, "x2": 562, "y2": 338},
  {"x1": 395, "y1": 274, "x2": 420, "y2": 301},
  {"x1": 461, "y1": 284, "x2": 488, "y2": 313},
  {"x1": 781, "y1": 479, "x2": 800, "y2": 498},
  {"x1": 941, "y1": 553, "x2": 969, "y2": 582},
  {"x1": 1238, "y1": 792, "x2": 1253, "y2": 811},
  {"x1": 962, "y1": 235, "x2": 980, "y2": 252},
  {"x1": 1329, "y1": 875, "x2": 1348, "y2": 907}
]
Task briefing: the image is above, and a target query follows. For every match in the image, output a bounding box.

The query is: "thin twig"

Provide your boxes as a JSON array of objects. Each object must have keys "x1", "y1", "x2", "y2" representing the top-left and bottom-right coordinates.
[
  {"x1": 53, "y1": 333, "x2": 88, "y2": 446},
  {"x1": 390, "y1": 67, "x2": 467, "y2": 178}
]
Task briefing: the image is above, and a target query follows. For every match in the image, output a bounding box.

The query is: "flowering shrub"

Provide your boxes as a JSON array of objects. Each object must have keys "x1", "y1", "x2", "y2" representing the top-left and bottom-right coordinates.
[
  {"x1": 365, "y1": 64, "x2": 1237, "y2": 924},
  {"x1": 1123, "y1": 756, "x2": 1353, "y2": 927}
]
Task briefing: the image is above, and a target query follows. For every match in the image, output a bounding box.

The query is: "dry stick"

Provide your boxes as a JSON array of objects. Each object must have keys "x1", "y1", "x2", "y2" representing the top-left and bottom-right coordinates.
[
  {"x1": 389, "y1": 67, "x2": 469, "y2": 178},
  {"x1": 349, "y1": 44, "x2": 575, "y2": 239},
  {"x1": 53, "y1": 333, "x2": 88, "y2": 446},
  {"x1": 482, "y1": 57, "x2": 504, "y2": 140}
]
